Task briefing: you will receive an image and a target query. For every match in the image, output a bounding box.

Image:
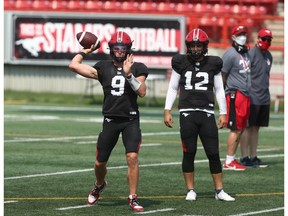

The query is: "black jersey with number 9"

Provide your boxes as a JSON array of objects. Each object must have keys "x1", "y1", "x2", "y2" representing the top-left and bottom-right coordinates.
[{"x1": 94, "y1": 60, "x2": 148, "y2": 118}]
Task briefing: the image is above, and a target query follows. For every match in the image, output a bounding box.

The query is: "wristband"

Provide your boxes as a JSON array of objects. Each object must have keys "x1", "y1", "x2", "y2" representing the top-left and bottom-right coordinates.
[
  {"x1": 78, "y1": 52, "x2": 86, "y2": 58},
  {"x1": 126, "y1": 74, "x2": 141, "y2": 92},
  {"x1": 126, "y1": 74, "x2": 132, "y2": 79}
]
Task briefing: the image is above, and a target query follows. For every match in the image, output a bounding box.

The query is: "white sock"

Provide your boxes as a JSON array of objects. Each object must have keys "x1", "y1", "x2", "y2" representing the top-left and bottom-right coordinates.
[
  {"x1": 129, "y1": 194, "x2": 137, "y2": 199},
  {"x1": 226, "y1": 155, "x2": 235, "y2": 164}
]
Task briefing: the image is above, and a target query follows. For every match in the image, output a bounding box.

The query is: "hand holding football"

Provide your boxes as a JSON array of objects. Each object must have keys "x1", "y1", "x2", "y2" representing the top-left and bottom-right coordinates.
[{"x1": 76, "y1": 31, "x2": 100, "y2": 49}]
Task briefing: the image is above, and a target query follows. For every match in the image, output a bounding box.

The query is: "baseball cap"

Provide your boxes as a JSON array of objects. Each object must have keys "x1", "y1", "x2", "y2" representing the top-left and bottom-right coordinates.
[
  {"x1": 258, "y1": 28, "x2": 273, "y2": 38},
  {"x1": 232, "y1": 25, "x2": 247, "y2": 36}
]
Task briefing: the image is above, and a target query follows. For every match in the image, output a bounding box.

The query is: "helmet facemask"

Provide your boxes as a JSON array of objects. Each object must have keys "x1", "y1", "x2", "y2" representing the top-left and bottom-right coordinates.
[
  {"x1": 186, "y1": 42, "x2": 208, "y2": 61},
  {"x1": 110, "y1": 44, "x2": 132, "y2": 62},
  {"x1": 108, "y1": 31, "x2": 133, "y2": 63}
]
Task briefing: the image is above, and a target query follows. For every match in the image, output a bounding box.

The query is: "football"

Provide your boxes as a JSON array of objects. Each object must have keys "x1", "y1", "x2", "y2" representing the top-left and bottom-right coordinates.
[{"x1": 76, "y1": 31, "x2": 100, "y2": 49}]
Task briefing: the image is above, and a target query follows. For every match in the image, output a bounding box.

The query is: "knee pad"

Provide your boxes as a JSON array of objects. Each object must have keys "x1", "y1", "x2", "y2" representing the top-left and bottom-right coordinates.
[
  {"x1": 207, "y1": 153, "x2": 222, "y2": 174},
  {"x1": 182, "y1": 152, "x2": 195, "y2": 172}
]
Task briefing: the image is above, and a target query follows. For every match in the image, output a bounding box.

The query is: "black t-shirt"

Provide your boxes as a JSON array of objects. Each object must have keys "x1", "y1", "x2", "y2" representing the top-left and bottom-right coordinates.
[
  {"x1": 172, "y1": 54, "x2": 222, "y2": 112},
  {"x1": 94, "y1": 60, "x2": 148, "y2": 118}
]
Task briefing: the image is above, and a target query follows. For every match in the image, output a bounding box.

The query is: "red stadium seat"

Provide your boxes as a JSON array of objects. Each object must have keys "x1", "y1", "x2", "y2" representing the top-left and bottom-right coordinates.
[
  {"x1": 32, "y1": 0, "x2": 50, "y2": 10},
  {"x1": 122, "y1": 1, "x2": 139, "y2": 11},
  {"x1": 85, "y1": 0, "x2": 103, "y2": 10},
  {"x1": 51, "y1": 0, "x2": 69, "y2": 10},
  {"x1": 175, "y1": 3, "x2": 194, "y2": 13},
  {"x1": 15, "y1": 0, "x2": 33, "y2": 10},
  {"x1": 248, "y1": 5, "x2": 267, "y2": 15},
  {"x1": 230, "y1": 4, "x2": 248, "y2": 14},
  {"x1": 158, "y1": 2, "x2": 176, "y2": 12},
  {"x1": 4, "y1": 0, "x2": 16, "y2": 10},
  {"x1": 67, "y1": 0, "x2": 85, "y2": 10},
  {"x1": 102, "y1": 1, "x2": 121, "y2": 11},
  {"x1": 194, "y1": 3, "x2": 213, "y2": 13},
  {"x1": 139, "y1": 2, "x2": 157, "y2": 12},
  {"x1": 212, "y1": 4, "x2": 231, "y2": 14}
]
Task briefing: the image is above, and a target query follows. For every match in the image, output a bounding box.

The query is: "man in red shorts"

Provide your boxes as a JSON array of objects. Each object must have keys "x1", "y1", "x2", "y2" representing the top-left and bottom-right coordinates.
[{"x1": 221, "y1": 25, "x2": 251, "y2": 171}]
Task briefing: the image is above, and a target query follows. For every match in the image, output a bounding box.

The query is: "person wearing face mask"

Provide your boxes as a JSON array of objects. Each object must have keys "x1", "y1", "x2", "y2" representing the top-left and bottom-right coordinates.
[
  {"x1": 239, "y1": 28, "x2": 273, "y2": 168},
  {"x1": 221, "y1": 25, "x2": 251, "y2": 171}
]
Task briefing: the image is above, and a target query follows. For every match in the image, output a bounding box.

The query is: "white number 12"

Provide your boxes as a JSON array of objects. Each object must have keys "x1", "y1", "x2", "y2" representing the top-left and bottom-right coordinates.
[{"x1": 184, "y1": 71, "x2": 208, "y2": 90}]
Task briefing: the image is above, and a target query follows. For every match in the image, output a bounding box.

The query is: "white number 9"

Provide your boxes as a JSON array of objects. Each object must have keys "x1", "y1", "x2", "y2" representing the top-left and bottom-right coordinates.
[{"x1": 111, "y1": 75, "x2": 125, "y2": 96}]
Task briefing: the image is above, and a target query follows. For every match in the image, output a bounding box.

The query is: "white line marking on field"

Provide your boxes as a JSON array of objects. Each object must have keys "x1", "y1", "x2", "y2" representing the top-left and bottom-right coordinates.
[
  {"x1": 135, "y1": 208, "x2": 176, "y2": 214},
  {"x1": 4, "y1": 154, "x2": 284, "y2": 180},
  {"x1": 56, "y1": 204, "x2": 91, "y2": 210},
  {"x1": 75, "y1": 141, "x2": 96, "y2": 144},
  {"x1": 75, "y1": 142, "x2": 163, "y2": 146},
  {"x1": 257, "y1": 148, "x2": 282, "y2": 152},
  {"x1": 4, "y1": 200, "x2": 18, "y2": 204},
  {"x1": 5, "y1": 124, "x2": 284, "y2": 144},
  {"x1": 5, "y1": 135, "x2": 97, "y2": 143},
  {"x1": 141, "y1": 143, "x2": 162, "y2": 147},
  {"x1": 228, "y1": 207, "x2": 284, "y2": 216},
  {"x1": 4, "y1": 168, "x2": 94, "y2": 180},
  {"x1": 5, "y1": 115, "x2": 161, "y2": 123}
]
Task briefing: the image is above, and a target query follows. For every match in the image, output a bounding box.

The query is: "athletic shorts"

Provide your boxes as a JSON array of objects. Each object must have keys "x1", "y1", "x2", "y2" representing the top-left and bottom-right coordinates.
[
  {"x1": 179, "y1": 111, "x2": 219, "y2": 155},
  {"x1": 96, "y1": 117, "x2": 141, "y2": 162},
  {"x1": 248, "y1": 104, "x2": 270, "y2": 127},
  {"x1": 226, "y1": 90, "x2": 250, "y2": 131}
]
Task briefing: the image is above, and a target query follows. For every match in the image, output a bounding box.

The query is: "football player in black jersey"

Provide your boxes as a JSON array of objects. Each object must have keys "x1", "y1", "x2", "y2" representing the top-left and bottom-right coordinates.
[
  {"x1": 69, "y1": 31, "x2": 148, "y2": 211},
  {"x1": 164, "y1": 29, "x2": 235, "y2": 202}
]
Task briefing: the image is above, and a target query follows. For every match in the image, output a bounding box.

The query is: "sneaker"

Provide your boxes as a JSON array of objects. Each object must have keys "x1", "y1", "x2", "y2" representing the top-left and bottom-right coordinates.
[
  {"x1": 215, "y1": 190, "x2": 235, "y2": 201},
  {"x1": 128, "y1": 194, "x2": 144, "y2": 212},
  {"x1": 240, "y1": 156, "x2": 254, "y2": 167},
  {"x1": 223, "y1": 159, "x2": 246, "y2": 171},
  {"x1": 251, "y1": 157, "x2": 268, "y2": 168},
  {"x1": 185, "y1": 189, "x2": 197, "y2": 201},
  {"x1": 87, "y1": 181, "x2": 107, "y2": 205}
]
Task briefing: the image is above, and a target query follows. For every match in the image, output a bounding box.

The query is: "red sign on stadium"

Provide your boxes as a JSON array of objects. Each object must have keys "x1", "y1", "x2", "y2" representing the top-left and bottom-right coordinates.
[{"x1": 10, "y1": 13, "x2": 186, "y2": 69}]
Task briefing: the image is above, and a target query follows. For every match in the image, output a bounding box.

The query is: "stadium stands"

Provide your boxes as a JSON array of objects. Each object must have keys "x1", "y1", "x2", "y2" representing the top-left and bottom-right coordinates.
[
  {"x1": 4, "y1": 0, "x2": 283, "y2": 48},
  {"x1": 4, "y1": 0, "x2": 279, "y2": 16}
]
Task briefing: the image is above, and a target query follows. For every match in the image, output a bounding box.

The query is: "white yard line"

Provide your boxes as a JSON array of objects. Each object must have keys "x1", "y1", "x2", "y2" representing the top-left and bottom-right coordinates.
[
  {"x1": 228, "y1": 207, "x2": 284, "y2": 216},
  {"x1": 56, "y1": 204, "x2": 91, "y2": 210},
  {"x1": 4, "y1": 154, "x2": 284, "y2": 180},
  {"x1": 5, "y1": 135, "x2": 97, "y2": 143},
  {"x1": 4, "y1": 200, "x2": 18, "y2": 204},
  {"x1": 135, "y1": 208, "x2": 176, "y2": 214},
  {"x1": 5, "y1": 125, "x2": 284, "y2": 143},
  {"x1": 4, "y1": 132, "x2": 179, "y2": 143},
  {"x1": 141, "y1": 143, "x2": 162, "y2": 147}
]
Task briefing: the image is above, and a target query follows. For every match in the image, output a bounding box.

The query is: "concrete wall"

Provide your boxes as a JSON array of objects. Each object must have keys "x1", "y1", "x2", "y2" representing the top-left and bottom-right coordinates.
[
  {"x1": 4, "y1": 64, "x2": 169, "y2": 98},
  {"x1": 4, "y1": 59, "x2": 284, "y2": 100}
]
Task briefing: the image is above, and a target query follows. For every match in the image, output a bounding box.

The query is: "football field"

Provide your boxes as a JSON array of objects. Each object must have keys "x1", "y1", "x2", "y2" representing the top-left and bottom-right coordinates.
[{"x1": 4, "y1": 103, "x2": 284, "y2": 216}]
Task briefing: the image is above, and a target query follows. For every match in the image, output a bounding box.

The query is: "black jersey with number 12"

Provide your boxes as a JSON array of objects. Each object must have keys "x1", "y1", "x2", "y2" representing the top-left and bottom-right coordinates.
[{"x1": 172, "y1": 54, "x2": 223, "y2": 112}]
